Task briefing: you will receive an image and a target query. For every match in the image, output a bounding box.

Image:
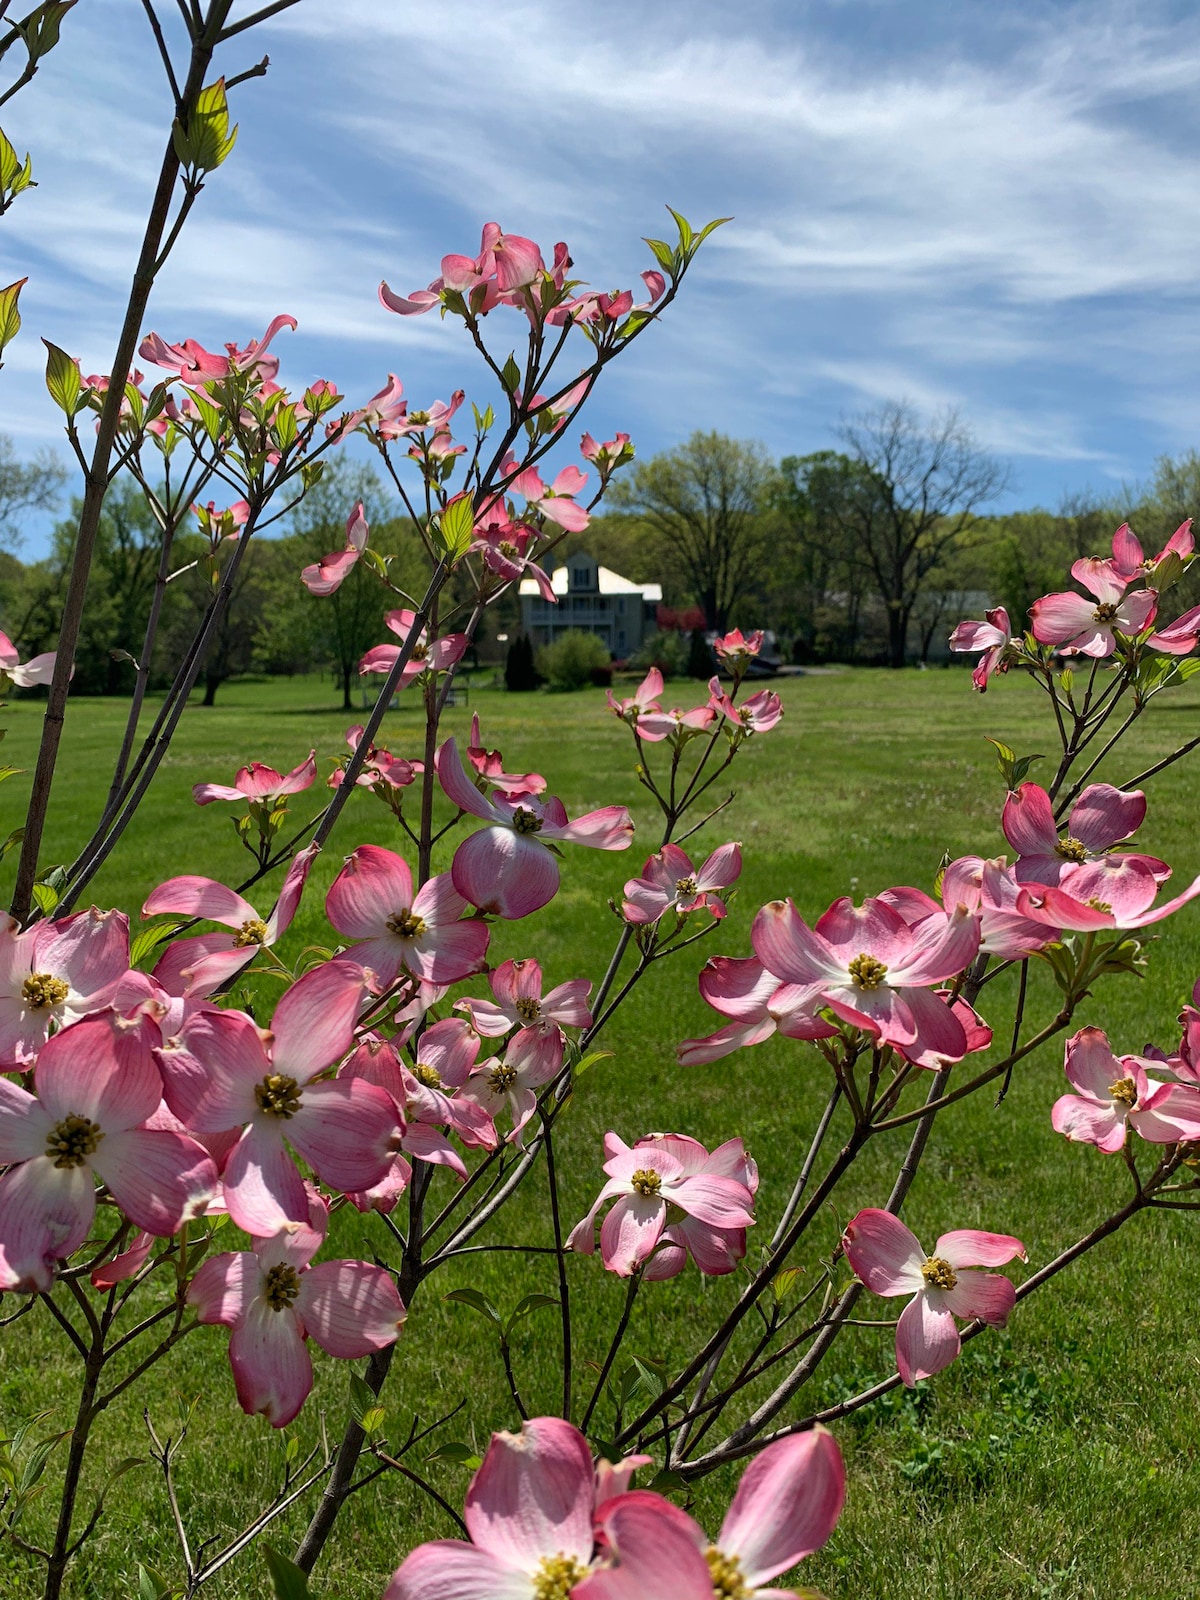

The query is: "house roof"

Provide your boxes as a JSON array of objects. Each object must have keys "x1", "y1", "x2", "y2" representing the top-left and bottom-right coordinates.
[{"x1": 519, "y1": 564, "x2": 662, "y2": 602}]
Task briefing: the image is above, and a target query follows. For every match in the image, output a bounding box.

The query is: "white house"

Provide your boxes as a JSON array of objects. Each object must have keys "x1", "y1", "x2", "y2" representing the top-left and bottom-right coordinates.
[{"x1": 518, "y1": 551, "x2": 662, "y2": 659}]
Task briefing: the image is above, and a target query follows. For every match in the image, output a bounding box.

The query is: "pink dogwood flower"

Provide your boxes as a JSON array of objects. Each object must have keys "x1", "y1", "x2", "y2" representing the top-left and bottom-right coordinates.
[
  {"x1": 193, "y1": 751, "x2": 316, "y2": 808},
  {"x1": 437, "y1": 737, "x2": 634, "y2": 919},
  {"x1": 326, "y1": 845, "x2": 489, "y2": 986},
  {"x1": 0, "y1": 1010, "x2": 217, "y2": 1292},
  {"x1": 937, "y1": 856, "x2": 1057, "y2": 959},
  {"x1": 753, "y1": 895, "x2": 981, "y2": 1068},
  {"x1": 0, "y1": 629, "x2": 57, "y2": 689},
  {"x1": 949, "y1": 606, "x2": 1016, "y2": 690},
  {"x1": 1030, "y1": 562, "x2": 1157, "y2": 656},
  {"x1": 188, "y1": 1187, "x2": 405, "y2": 1426},
  {"x1": 633, "y1": 702, "x2": 716, "y2": 743},
  {"x1": 383, "y1": 1416, "x2": 596, "y2": 1600},
  {"x1": 193, "y1": 499, "x2": 250, "y2": 545},
  {"x1": 708, "y1": 678, "x2": 783, "y2": 735},
  {"x1": 466, "y1": 714, "x2": 546, "y2": 796},
  {"x1": 470, "y1": 509, "x2": 557, "y2": 600},
  {"x1": 677, "y1": 954, "x2": 838, "y2": 1065},
  {"x1": 456, "y1": 957, "x2": 591, "y2": 1079},
  {"x1": 1109, "y1": 519, "x2": 1194, "y2": 584},
  {"x1": 844, "y1": 1207, "x2": 1026, "y2": 1385},
  {"x1": 358, "y1": 609, "x2": 469, "y2": 683},
  {"x1": 606, "y1": 667, "x2": 662, "y2": 725},
  {"x1": 459, "y1": 1028, "x2": 564, "y2": 1144},
  {"x1": 139, "y1": 313, "x2": 297, "y2": 384},
  {"x1": 579, "y1": 431, "x2": 635, "y2": 483},
  {"x1": 578, "y1": 1429, "x2": 844, "y2": 1600},
  {"x1": 142, "y1": 845, "x2": 318, "y2": 999},
  {"x1": 623, "y1": 841, "x2": 741, "y2": 924},
  {"x1": 713, "y1": 629, "x2": 764, "y2": 674},
  {"x1": 1148, "y1": 602, "x2": 1200, "y2": 656},
  {"x1": 509, "y1": 463, "x2": 590, "y2": 532},
  {"x1": 635, "y1": 1133, "x2": 759, "y2": 1280},
  {"x1": 300, "y1": 501, "x2": 370, "y2": 596},
  {"x1": 567, "y1": 1130, "x2": 755, "y2": 1276},
  {"x1": 0, "y1": 907, "x2": 130, "y2": 1066},
  {"x1": 1002, "y1": 781, "x2": 1168, "y2": 891},
  {"x1": 1051, "y1": 1026, "x2": 1200, "y2": 1152},
  {"x1": 1014, "y1": 864, "x2": 1200, "y2": 932},
  {"x1": 328, "y1": 724, "x2": 419, "y2": 798},
  {"x1": 154, "y1": 959, "x2": 398, "y2": 1235}
]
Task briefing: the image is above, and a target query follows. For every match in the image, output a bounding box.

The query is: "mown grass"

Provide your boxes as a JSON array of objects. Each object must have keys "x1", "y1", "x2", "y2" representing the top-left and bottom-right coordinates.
[{"x1": 1, "y1": 665, "x2": 1199, "y2": 1600}]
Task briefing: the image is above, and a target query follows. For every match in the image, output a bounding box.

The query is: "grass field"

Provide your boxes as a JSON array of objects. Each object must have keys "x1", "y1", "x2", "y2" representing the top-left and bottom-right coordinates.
[{"x1": 2, "y1": 665, "x2": 1200, "y2": 1600}]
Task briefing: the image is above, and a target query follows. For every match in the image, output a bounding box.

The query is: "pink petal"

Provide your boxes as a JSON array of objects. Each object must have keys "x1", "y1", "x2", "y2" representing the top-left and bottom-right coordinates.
[
  {"x1": 267, "y1": 842, "x2": 320, "y2": 940},
  {"x1": 92, "y1": 1127, "x2": 217, "y2": 1235},
  {"x1": 36, "y1": 1011, "x2": 162, "y2": 1131},
  {"x1": 435, "y1": 737, "x2": 501, "y2": 823},
  {"x1": 385, "y1": 1543, "x2": 532, "y2": 1600},
  {"x1": 222, "y1": 1122, "x2": 309, "y2": 1235},
  {"x1": 1030, "y1": 590, "x2": 1100, "y2": 646},
  {"x1": 577, "y1": 1495, "x2": 711, "y2": 1600},
  {"x1": 934, "y1": 1229, "x2": 1026, "y2": 1270},
  {"x1": 751, "y1": 900, "x2": 842, "y2": 985},
  {"x1": 298, "y1": 1260, "x2": 406, "y2": 1356},
  {"x1": 188, "y1": 1250, "x2": 261, "y2": 1326},
  {"x1": 843, "y1": 1208, "x2": 925, "y2": 1296},
  {"x1": 600, "y1": 1193, "x2": 665, "y2": 1275},
  {"x1": 1068, "y1": 784, "x2": 1145, "y2": 852},
  {"x1": 451, "y1": 826, "x2": 560, "y2": 919},
  {"x1": 285, "y1": 1078, "x2": 399, "y2": 1194},
  {"x1": 228, "y1": 1298, "x2": 313, "y2": 1426},
  {"x1": 142, "y1": 875, "x2": 257, "y2": 927},
  {"x1": 270, "y1": 959, "x2": 370, "y2": 1083},
  {"x1": 1002, "y1": 783, "x2": 1058, "y2": 859},
  {"x1": 1062, "y1": 1026, "x2": 1121, "y2": 1100},
  {"x1": 941, "y1": 1268, "x2": 1017, "y2": 1325},
  {"x1": 32, "y1": 906, "x2": 129, "y2": 1002},
  {"x1": 1051, "y1": 1092, "x2": 1127, "y2": 1151},
  {"x1": 677, "y1": 1017, "x2": 778, "y2": 1065},
  {"x1": 0, "y1": 1157, "x2": 95, "y2": 1289},
  {"x1": 0, "y1": 1074, "x2": 50, "y2": 1162},
  {"x1": 91, "y1": 1229, "x2": 154, "y2": 1288},
  {"x1": 327, "y1": 844, "x2": 414, "y2": 939},
  {"x1": 697, "y1": 956, "x2": 778, "y2": 1021},
  {"x1": 886, "y1": 905, "x2": 980, "y2": 988},
  {"x1": 893, "y1": 984, "x2": 970, "y2": 1068},
  {"x1": 155, "y1": 1007, "x2": 265, "y2": 1130},
  {"x1": 696, "y1": 841, "x2": 743, "y2": 893},
  {"x1": 464, "y1": 1417, "x2": 595, "y2": 1569},
  {"x1": 549, "y1": 804, "x2": 635, "y2": 851},
  {"x1": 670, "y1": 1173, "x2": 755, "y2": 1229},
  {"x1": 718, "y1": 1427, "x2": 846, "y2": 1583},
  {"x1": 895, "y1": 1290, "x2": 961, "y2": 1385}
]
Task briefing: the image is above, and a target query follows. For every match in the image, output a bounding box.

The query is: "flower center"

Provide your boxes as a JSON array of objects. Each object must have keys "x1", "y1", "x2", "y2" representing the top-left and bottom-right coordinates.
[
  {"x1": 705, "y1": 1546, "x2": 753, "y2": 1600},
  {"x1": 411, "y1": 641, "x2": 429, "y2": 661},
  {"x1": 1108, "y1": 1076, "x2": 1137, "y2": 1108},
  {"x1": 1054, "y1": 836, "x2": 1089, "y2": 862},
  {"x1": 387, "y1": 908, "x2": 427, "y2": 939},
  {"x1": 675, "y1": 875, "x2": 699, "y2": 898},
  {"x1": 630, "y1": 1167, "x2": 662, "y2": 1197},
  {"x1": 532, "y1": 1554, "x2": 589, "y2": 1600},
  {"x1": 1087, "y1": 897, "x2": 1113, "y2": 913},
  {"x1": 233, "y1": 916, "x2": 269, "y2": 948},
  {"x1": 513, "y1": 807, "x2": 543, "y2": 835},
  {"x1": 487, "y1": 1062, "x2": 518, "y2": 1092},
  {"x1": 45, "y1": 1113, "x2": 103, "y2": 1168},
  {"x1": 514, "y1": 995, "x2": 542, "y2": 1024},
  {"x1": 255, "y1": 1073, "x2": 302, "y2": 1118},
  {"x1": 921, "y1": 1256, "x2": 958, "y2": 1291},
  {"x1": 848, "y1": 952, "x2": 888, "y2": 989},
  {"x1": 1094, "y1": 603, "x2": 1119, "y2": 622},
  {"x1": 412, "y1": 1062, "x2": 443, "y2": 1089},
  {"x1": 22, "y1": 972, "x2": 69, "y2": 1010},
  {"x1": 499, "y1": 540, "x2": 519, "y2": 559},
  {"x1": 263, "y1": 1262, "x2": 301, "y2": 1311}
]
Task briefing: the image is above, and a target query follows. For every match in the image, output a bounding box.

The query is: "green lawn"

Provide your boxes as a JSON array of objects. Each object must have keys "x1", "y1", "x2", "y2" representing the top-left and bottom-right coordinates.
[{"x1": 2, "y1": 666, "x2": 1199, "y2": 1600}]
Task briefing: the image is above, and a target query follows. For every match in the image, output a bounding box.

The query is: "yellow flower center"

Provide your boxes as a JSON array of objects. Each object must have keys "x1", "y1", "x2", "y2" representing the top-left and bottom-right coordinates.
[
  {"x1": 1054, "y1": 836, "x2": 1089, "y2": 863},
  {"x1": 1108, "y1": 1076, "x2": 1137, "y2": 1108},
  {"x1": 848, "y1": 952, "x2": 888, "y2": 989},
  {"x1": 630, "y1": 1167, "x2": 662, "y2": 1197},
  {"x1": 1094, "y1": 603, "x2": 1119, "y2": 622},
  {"x1": 675, "y1": 875, "x2": 699, "y2": 897},
  {"x1": 22, "y1": 972, "x2": 69, "y2": 1010},
  {"x1": 233, "y1": 917, "x2": 269, "y2": 948},
  {"x1": 705, "y1": 1546, "x2": 753, "y2": 1600},
  {"x1": 263, "y1": 1262, "x2": 301, "y2": 1311},
  {"x1": 921, "y1": 1256, "x2": 958, "y2": 1291},
  {"x1": 387, "y1": 908, "x2": 428, "y2": 939},
  {"x1": 255, "y1": 1073, "x2": 302, "y2": 1118},
  {"x1": 487, "y1": 1062, "x2": 518, "y2": 1092},
  {"x1": 499, "y1": 540, "x2": 520, "y2": 559},
  {"x1": 514, "y1": 995, "x2": 542, "y2": 1024},
  {"x1": 45, "y1": 1114, "x2": 103, "y2": 1169},
  {"x1": 513, "y1": 807, "x2": 544, "y2": 835},
  {"x1": 411, "y1": 642, "x2": 429, "y2": 661},
  {"x1": 1087, "y1": 898, "x2": 1113, "y2": 913},
  {"x1": 532, "y1": 1554, "x2": 589, "y2": 1600},
  {"x1": 412, "y1": 1062, "x2": 443, "y2": 1089}
]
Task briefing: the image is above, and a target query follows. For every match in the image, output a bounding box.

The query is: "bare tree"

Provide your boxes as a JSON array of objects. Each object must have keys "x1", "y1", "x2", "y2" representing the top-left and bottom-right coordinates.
[
  {"x1": 835, "y1": 401, "x2": 1010, "y2": 667},
  {"x1": 609, "y1": 431, "x2": 774, "y2": 630},
  {"x1": 0, "y1": 434, "x2": 67, "y2": 551}
]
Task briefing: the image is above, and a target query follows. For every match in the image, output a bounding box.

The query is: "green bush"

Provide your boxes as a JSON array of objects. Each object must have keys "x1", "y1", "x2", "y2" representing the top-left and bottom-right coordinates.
[
  {"x1": 535, "y1": 629, "x2": 611, "y2": 690},
  {"x1": 629, "y1": 629, "x2": 690, "y2": 678}
]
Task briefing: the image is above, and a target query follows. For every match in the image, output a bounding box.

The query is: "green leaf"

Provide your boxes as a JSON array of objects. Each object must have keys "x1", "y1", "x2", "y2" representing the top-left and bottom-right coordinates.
[
  {"x1": 500, "y1": 355, "x2": 521, "y2": 393},
  {"x1": 645, "y1": 1467, "x2": 687, "y2": 1493},
  {"x1": 20, "y1": 1, "x2": 76, "y2": 63},
  {"x1": 643, "y1": 236, "x2": 676, "y2": 274},
  {"x1": 666, "y1": 206, "x2": 694, "y2": 252},
  {"x1": 42, "y1": 338, "x2": 80, "y2": 415},
  {"x1": 1058, "y1": 667, "x2": 1073, "y2": 693},
  {"x1": 443, "y1": 1287, "x2": 503, "y2": 1327},
  {"x1": 425, "y1": 1441, "x2": 482, "y2": 1468},
  {"x1": 347, "y1": 1371, "x2": 376, "y2": 1427},
  {"x1": 137, "y1": 1564, "x2": 174, "y2": 1600},
  {"x1": 129, "y1": 918, "x2": 188, "y2": 968},
  {"x1": 361, "y1": 1405, "x2": 387, "y2": 1435},
  {"x1": 695, "y1": 215, "x2": 732, "y2": 246},
  {"x1": 772, "y1": 1267, "x2": 804, "y2": 1303},
  {"x1": 191, "y1": 391, "x2": 223, "y2": 443},
  {"x1": 436, "y1": 493, "x2": 476, "y2": 561},
  {"x1": 573, "y1": 1049, "x2": 612, "y2": 1079},
  {"x1": 262, "y1": 1544, "x2": 310, "y2": 1600},
  {"x1": 504, "y1": 1294, "x2": 559, "y2": 1336},
  {"x1": 174, "y1": 78, "x2": 238, "y2": 173},
  {"x1": 18, "y1": 1431, "x2": 68, "y2": 1493},
  {"x1": 0, "y1": 277, "x2": 25, "y2": 358},
  {"x1": 30, "y1": 882, "x2": 58, "y2": 916}
]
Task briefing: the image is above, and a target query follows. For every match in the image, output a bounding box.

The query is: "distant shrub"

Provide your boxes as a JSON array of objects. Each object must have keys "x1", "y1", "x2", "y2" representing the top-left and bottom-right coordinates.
[
  {"x1": 504, "y1": 633, "x2": 539, "y2": 691},
  {"x1": 629, "y1": 629, "x2": 689, "y2": 678},
  {"x1": 687, "y1": 626, "x2": 715, "y2": 679},
  {"x1": 536, "y1": 629, "x2": 610, "y2": 690}
]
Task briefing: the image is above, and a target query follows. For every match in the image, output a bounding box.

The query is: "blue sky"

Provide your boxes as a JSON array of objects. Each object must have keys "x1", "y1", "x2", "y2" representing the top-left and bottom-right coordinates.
[{"x1": 3, "y1": 0, "x2": 1200, "y2": 556}]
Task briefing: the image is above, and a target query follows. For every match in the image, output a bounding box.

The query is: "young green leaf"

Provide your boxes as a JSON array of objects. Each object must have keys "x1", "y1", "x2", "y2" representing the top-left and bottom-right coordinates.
[
  {"x1": 262, "y1": 1544, "x2": 310, "y2": 1600},
  {"x1": 42, "y1": 338, "x2": 80, "y2": 415},
  {"x1": 0, "y1": 277, "x2": 26, "y2": 358},
  {"x1": 504, "y1": 1294, "x2": 560, "y2": 1337},
  {"x1": 444, "y1": 1287, "x2": 503, "y2": 1327}
]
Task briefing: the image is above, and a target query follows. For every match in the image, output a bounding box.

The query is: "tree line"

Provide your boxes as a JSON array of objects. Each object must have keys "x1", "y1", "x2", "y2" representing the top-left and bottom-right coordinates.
[{"x1": 2, "y1": 405, "x2": 1200, "y2": 695}]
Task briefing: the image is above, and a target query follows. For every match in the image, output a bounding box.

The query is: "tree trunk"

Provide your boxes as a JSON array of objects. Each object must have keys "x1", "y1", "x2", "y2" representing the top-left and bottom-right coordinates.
[
  {"x1": 202, "y1": 672, "x2": 219, "y2": 707},
  {"x1": 342, "y1": 662, "x2": 353, "y2": 711},
  {"x1": 886, "y1": 604, "x2": 908, "y2": 669}
]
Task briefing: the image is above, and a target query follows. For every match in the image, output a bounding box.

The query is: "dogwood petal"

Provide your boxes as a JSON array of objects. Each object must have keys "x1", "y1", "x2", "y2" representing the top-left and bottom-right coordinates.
[
  {"x1": 600, "y1": 1193, "x2": 664, "y2": 1274},
  {"x1": 270, "y1": 959, "x2": 369, "y2": 1083},
  {"x1": 266, "y1": 843, "x2": 320, "y2": 941},
  {"x1": 156, "y1": 1007, "x2": 267, "y2": 1129},
  {"x1": 934, "y1": 1230, "x2": 1026, "y2": 1270},
  {"x1": 385, "y1": 1542, "x2": 533, "y2": 1600},
  {"x1": 752, "y1": 901, "x2": 842, "y2": 985},
  {"x1": 843, "y1": 1208, "x2": 925, "y2": 1296},
  {"x1": 0, "y1": 1074, "x2": 51, "y2": 1162},
  {"x1": 327, "y1": 845, "x2": 413, "y2": 938},
  {"x1": 464, "y1": 1416, "x2": 595, "y2": 1569},
  {"x1": 36, "y1": 1011, "x2": 162, "y2": 1131},
  {"x1": 188, "y1": 1250, "x2": 261, "y2": 1327},
  {"x1": 895, "y1": 1291, "x2": 960, "y2": 1384},
  {"x1": 1002, "y1": 783, "x2": 1059, "y2": 859},
  {"x1": 1069, "y1": 784, "x2": 1146, "y2": 852},
  {"x1": 436, "y1": 737, "x2": 502, "y2": 822},
  {"x1": 142, "y1": 876, "x2": 258, "y2": 927},
  {"x1": 93, "y1": 1128, "x2": 216, "y2": 1236},
  {"x1": 298, "y1": 1260, "x2": 406, "y2": 1357},
  {"x1": 1030, "y1": 591, "x2": 1099, "y2": 646},
  {"x1": 285, "y1": 1078, "x2": 399, "y2": 1194},
  {"x1": 941, "y1": 1268, "x2": 1017, "y2": 1325},
  {"x1": 451, "y1": 827, "x2": 560, "y2": 919},
  {"x1": 222, "y1": 1123, "x2": 309, "y2": 1235},
  {"x1": 0, "y1": 1157, "x2": 95, "y2": 1289},
  {"x1": 1051, "y1": 1093, "x2": 1127, "y2": 1151},
  {"x1": 718, "y1": 1427, "x2": 846, "y2": 1584},
  {"x1": 228, "y1": 1298, "x2": 313, "y2": 1426},
  {"x1": 677, "y1": 1017, "x2": 778, "y2": 1065}
]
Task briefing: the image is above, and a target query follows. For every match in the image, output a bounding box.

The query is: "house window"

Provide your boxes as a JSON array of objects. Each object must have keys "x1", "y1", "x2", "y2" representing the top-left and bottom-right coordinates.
[
  {"x1": 570, "y1": 563, "x2": 592, "y2": 591},
  {"x1": 617, "y1": 597, "x2": 626, "y2": 614}
]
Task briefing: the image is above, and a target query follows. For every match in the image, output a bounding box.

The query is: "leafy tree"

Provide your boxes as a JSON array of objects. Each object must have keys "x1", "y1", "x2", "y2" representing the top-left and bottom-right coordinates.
[
  {"x1": 0, "y1": 433, "x2": 67, "y2": 553},
  {"x1": 608, "y1": 432, "x2": 774, "y2": 630}
]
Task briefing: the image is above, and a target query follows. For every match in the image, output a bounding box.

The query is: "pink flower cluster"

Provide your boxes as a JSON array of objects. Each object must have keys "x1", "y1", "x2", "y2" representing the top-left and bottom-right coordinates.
[
  {"x1": 384, "y1": 1415, "x2": 844, "y2": 1600},
  {"x1": 605, "y1": 666, "x2": 782, "y2": 744}
]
